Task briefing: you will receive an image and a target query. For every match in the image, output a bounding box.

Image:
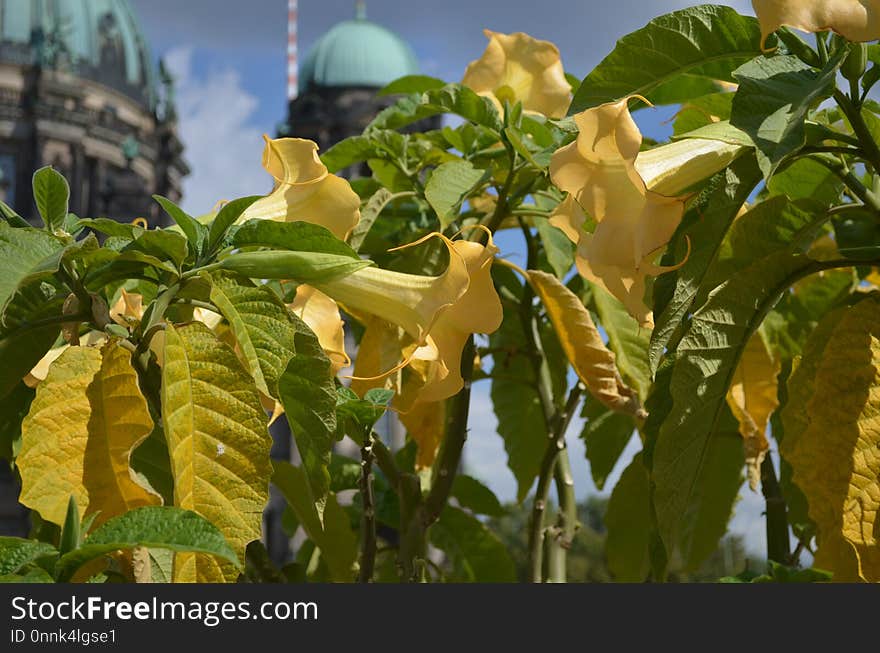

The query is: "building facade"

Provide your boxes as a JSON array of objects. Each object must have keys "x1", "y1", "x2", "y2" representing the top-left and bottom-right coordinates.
[{"x1": 0, "y1": 0, "x2": 187, "y2": 225}]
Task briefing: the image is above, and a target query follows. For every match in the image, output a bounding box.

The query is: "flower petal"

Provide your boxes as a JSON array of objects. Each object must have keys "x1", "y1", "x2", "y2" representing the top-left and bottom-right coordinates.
[
  {"x1": 752, "y1": 0, "x2": 880, "y2": 46},
  {"x1": 289, "y1": 285, "x2": 350, "y2": 374},
  {"x1": 462, "y1": 29, "x2": 571, "y2": 119},
  {"x1": 240, "y1": 136, "x2": 360, "y2": 240}
]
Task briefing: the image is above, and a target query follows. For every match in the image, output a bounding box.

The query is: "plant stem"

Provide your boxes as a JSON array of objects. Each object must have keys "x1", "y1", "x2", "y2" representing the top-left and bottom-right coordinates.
[
  {"x1": 423, "y1": 336, "x2": 475, "y2": 523},
  {"x1": 834, "y1": 90, "x2": 880, "y2": 174},
  {"x1": 358, "y1": 430, "x2": 377, "y2": 583},
  {"x1": 370, "y1": 434, "x2": 400, "y2": 490},
  {"x1": 760, "y1": 454, "x2": 790, "y2": 565},
  {"x1": 812, "y1": 153, "x2": 880, "y2": 215},
  {"x1": 546, "y1": 449, "x2": 578, "y2": 583}
]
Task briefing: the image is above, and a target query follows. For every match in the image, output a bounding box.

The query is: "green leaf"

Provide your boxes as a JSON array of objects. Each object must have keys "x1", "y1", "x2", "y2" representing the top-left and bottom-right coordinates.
[
  {"x1": 272, "y1": 460, "x2": 357, "y2": 582},
  {"x1": 378, "y1": 74, "x2": 446, "y2": 96},
  {"x1": 278, "y1": 317, "x2": 337, "y2": 521},
  {"x1": 0, "y1": 283, "x2": 64, "y2": 399},
  {"x1": 0, "y1": 221, "x2": 64, "y2": 321},
  {"x1": 321, "y1": 136, "x2": 376, "y2": 173},
  {"x1": 208, "y1": 196, "x2": 261, "y2": 254},
  {"x1": 59, "y1": 496, "x2": 81, "y2": 556},
  {"x1": 335, "y1": 386, "x2": 393, "y2": 432},
  {"x1": 650, "y1": 157, "x2": 763, "y2": 372},
  {"x1": 451, "y1": 475, "x2": 504, "y2": 517},
  {"x1": 580, "y1": 396, "x2": 635, "y2": 491},
  {"x1": 570, "y1": 5, "x2": 762, "y2": 113},
  {"x1": 430, "y1": 506, "x2": 516, "y2": 582},
  {"x1": 0, "y1": 382, "x2": 34, "y2": 461},
  {"x1": 162, "y1": 322, "x2": 272, "y2": 582},
  {"x1": 368, "y1": 84, "x2": 503, "y2": 133},
  {"x1": 652, "y1": 251, "x2": 823, "y2": 557},
  {"x1": 74, "y1": 218, "x2": 145, "y2": 240},
  {"x1": 490, "y1": 267, "x2": 548, "y2": 502},
  {"x1": 32, "y1": 167, "x2": 70, "y2": 231},
  {"x1": 425, "y1": 161, "x2": 486, "y2": 229},
  {"x1": 767, "y1": 158, "x2": 844, "y2": 206},
  {"x1": 232, "y1": 219, "x2": 359, "y2": 259},
  {"x1": 731, "y1": 50, "x2": 847, "y2": 178},
  {"x1": 55, "y1": 506, "x2": 240, "y2": 581},
  {"x1": 349, "y1": 188, "x2": 393, "y2": 253},
  {"x1": 0, "y1": 537, "x2": 57, "y2": 575},
  {"x1": 153, "y1": 196, "x2": 208, "y2": 253},
  {"x1": 220, "y1": 250, "x2": 372, "y2": 283},
  {"x1": 535, "y1": 219, "x2": 574, "y2": 280},
  {"x1": 208, "y1": 273, "x2": 300, "y2": 398},
  {"x1": 604, "y1": 454, "x2": 652, "y2": 582},
  {"x1": 124, "y1": 229, "x2": 189, "y2": 269},
  {"x1": 130, "y1": 427, "x2": 174, "y2": 507},
  {"x1": 0, "y1": 199, "x2": 30, "y2": 228},
  {"x1": 701, "y1": 196, "x2": 829, "y2": 297}
]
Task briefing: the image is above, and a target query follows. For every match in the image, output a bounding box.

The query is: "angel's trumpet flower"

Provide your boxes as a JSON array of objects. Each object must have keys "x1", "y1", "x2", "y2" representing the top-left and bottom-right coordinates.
[
  {"x1": 462, "y1": 29, "x2": 571, "y2": 119},
  {"x1": 239, "y1": 136, "x2": 360, "y2": 240}
]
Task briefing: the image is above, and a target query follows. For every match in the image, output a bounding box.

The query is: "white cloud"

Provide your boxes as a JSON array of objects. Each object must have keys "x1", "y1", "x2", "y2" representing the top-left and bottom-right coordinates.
[{"x1": 164, "y1": 47, "x2": 269, "y2": 215}]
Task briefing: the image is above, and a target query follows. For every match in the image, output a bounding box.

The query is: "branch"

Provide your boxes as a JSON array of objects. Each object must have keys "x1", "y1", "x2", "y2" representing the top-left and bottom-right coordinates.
[{"x1": 358, "y1": 430, "x2": 377, "y2": 583}]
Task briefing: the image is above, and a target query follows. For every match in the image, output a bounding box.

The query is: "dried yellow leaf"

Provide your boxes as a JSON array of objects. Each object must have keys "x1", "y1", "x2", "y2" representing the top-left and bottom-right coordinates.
[
  {"x1": 527, "y1": 270, "x2": 645, "y2": 418},
  {"x1": 726, "y1": 332, "x2": 779, "y2": 491}
]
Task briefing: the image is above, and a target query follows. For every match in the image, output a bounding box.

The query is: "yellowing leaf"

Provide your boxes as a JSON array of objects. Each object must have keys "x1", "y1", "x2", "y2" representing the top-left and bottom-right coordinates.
[
  {"x1": 782, "y1": 296, "x2": 880, "y2": 581},
  {"x1": 752, "y1": 0, "x2": 880, "y2": 46},
  {"x1": 18, "y1": 341, "x2": 159, "y2": 527},
  {"x1": 161, "y1": 322, "x2": 272, "y2": 582},
  {"x1": 527, "y1": 270, "x2": 644, "y2": 418},
  {"x1": 726, "y1": 332, "x2": 779, "y2": 491}
]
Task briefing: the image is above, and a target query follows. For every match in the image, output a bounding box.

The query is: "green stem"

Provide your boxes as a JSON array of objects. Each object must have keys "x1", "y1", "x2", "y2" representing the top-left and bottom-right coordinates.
[
  {"x1": 173, "y1": 298, "x2": 220, "y2": 313},
  {"x1": 358, "y1": 430, "x2": 377, "y2": 583},
  {"x1": 547, "y1": 448, "x2": 578, "y2": 583},
  {"x1": 835, "y1": 90, "x2": 880, "y2": 174},
  {"x1": 812, "y1": 154, "x2": 880, "y2": 215},
  {"x1": 371, "y1": 434, "x2": 401, "y2": 490},
  {"x1": 760, "y1": 454, "x2": 790, "y2": 565}
]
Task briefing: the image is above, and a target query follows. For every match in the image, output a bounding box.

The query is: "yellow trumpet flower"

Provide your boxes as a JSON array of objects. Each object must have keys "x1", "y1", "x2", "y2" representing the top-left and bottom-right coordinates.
[
  {"x1": 752, "y1": 0, "x2": 880, "y2": 46},
  {"x1": 289, "y1": 284, "x2": 350, "y2": 374},
  {"x1": 346, "y1": 231, "x2": 503, "y2": 464},
  {"x1": 462, "y1": 29, "x2": 571, "y2": 119},
  {"x1": 550, "y1": 98, "x2": 744, "y2": 327},
  {"x1": 239, "y1": 136, "x2": 361, "y2": 240}
]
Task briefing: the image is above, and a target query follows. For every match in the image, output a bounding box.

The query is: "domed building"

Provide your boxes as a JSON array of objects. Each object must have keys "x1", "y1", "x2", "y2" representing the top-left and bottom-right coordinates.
[
  {"x1": 0, "y1": 0, "x2": 187, "y2": 225},
  {"x1": 283, "y1": 2, "x2": 438, "y2": 167}
]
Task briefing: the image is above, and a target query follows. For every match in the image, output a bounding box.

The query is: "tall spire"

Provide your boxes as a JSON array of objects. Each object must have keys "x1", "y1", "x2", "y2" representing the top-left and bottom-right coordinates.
[
  {"x1": 355, "y1": 1, "x2": 367, "y2": 21},
  {"x1": 287, "y1": 0, "x2": 299, "y2": 100}
]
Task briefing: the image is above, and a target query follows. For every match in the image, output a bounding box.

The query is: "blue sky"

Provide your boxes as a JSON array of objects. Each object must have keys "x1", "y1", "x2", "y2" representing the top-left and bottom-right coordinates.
[{"x1": 128, "y1": 0, "x2": 767, "y2": 554}]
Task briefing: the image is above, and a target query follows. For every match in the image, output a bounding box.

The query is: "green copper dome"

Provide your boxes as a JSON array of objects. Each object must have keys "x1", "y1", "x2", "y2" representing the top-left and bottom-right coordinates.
[
  {"x1": 0, "y1": 0, "x2": 157, "y2": 106},
  {"x1": 299, "y1": 7, "x2": 419, "y2": 93}
]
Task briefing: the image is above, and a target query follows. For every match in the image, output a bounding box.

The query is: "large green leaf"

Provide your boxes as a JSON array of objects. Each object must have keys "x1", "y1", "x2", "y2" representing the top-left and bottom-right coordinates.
[
  {"x1": 208, "y1": 273, "x2": 298, "y2": 398},
  {"x1": 0, "y1": 283, "x2": 64, "y2": 399},
  {"x1": 161, "y1": 322, "x2": 272, "y2": 582},
  {"x1": 153, "y1": 195, "x2": 208, "y2": 253},
  {"x1": 0, "y1": 222, "x2": 64, "y2": 320},
  {"x1": 580, "y1": 396, "x2": 635, "y2": 491},
  {"x1": 650, "y1": 157, "x2": 763, "y2": 372},
  {"x1": 207, "y1": 196, "x2": 261, "y2": 254},
  {"x1": 378, "y1": 74, "x2": 446, "y2": 96},
  {"x1": 451, "y1": 475, "x2": 504, "y2": 517},
  {"x1": 55, "y1": 506, "x2": 239, "y2": 582},
  {"x1": 570, "y1": 5, "x2": 762, "y2": 112},
  {"x1": 368, "y1": 83, "x2": 503, "y2": 133},
  {"x1": 231, "y1": 219, "x2": 359, "y2": 259},
  {"x1": 490, "y1": 267, "x2": 548, "y2": 502},
  {"x1": 535, "y1": 220, "x2": 574, "y2": 280},
  {"x1": 430, "y1": 506, "x2": 517, "y2": 582},
  {"x1": 652, "y1": 251, "x2": 823, "y2": 555},
  {"x1": 271, "y1": 460, "x2": 357, "y2": 582},
  {"x1": 425, "y1": 161, "x2": 486, "y2": 230},
  {"x1": 731, "y1": 51, "x2": 846, "y2": 178},
  {"x1": 0, "y1": 382, "x2": 34, "y2": 461},
  {"x1": 32, "y1": 167, "x2": 69, "y2": 231},
  {"x1": 0, "y1": 537, "x2": 57, "y2": 575},
  {"x1": 277, "y1": 318, "x2": 337, "y2": 521},
  {"x1": 604, "y1": 454, "x2": 652, "y2": 582}
]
